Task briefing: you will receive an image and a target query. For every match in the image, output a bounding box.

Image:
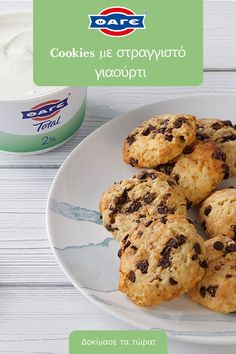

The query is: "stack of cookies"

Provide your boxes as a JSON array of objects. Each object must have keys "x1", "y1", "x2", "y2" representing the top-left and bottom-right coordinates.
[{"x1": 99, "y1": 114, "x2": 236, "y2": 313}]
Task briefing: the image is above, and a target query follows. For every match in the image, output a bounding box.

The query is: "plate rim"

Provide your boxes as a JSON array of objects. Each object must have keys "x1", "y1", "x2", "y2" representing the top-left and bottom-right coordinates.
[{"x1": 46, "y1": 93, "x2": 236, "y2": 345}]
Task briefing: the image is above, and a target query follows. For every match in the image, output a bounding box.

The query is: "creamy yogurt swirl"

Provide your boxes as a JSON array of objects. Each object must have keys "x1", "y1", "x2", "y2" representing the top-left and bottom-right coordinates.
[{"x1": 0, "y1": 13, "x2": 60, "y2": 100}]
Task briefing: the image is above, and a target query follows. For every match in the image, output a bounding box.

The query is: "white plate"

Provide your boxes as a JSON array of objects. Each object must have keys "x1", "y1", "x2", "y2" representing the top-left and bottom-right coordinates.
[{"x1": 47, "y1": 94, "x2": 236, "y2": 345}]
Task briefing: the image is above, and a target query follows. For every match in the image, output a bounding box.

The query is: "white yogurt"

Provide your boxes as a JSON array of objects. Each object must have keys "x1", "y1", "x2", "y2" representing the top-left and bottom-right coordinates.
[
  {"x1": 0, "y1": 13, "x2": 86, "y2": 154},
  {"x1": 0, "y1": 13, "x2": 60, "y2": 100}
]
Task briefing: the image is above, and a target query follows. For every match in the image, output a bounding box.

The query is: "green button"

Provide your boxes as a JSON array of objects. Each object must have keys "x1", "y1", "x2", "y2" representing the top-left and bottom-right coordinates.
[{"x1": 69, "y1": 330, "x2": 167, "y2": 354}]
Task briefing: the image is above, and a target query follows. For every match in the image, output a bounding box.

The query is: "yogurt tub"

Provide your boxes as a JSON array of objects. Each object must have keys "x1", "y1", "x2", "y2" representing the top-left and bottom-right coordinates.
[{"x1": 0, "y1": 13, "x2": 87, "y2": 154}]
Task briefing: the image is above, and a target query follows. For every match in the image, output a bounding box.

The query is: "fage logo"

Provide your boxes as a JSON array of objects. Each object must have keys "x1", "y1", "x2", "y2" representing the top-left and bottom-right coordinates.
[
  {"x1": 21, "y1": 98, "x2": 68, "y2": 121},
  {"x1": 89, "y1": 7, "x2": 146, "y2": 37}
]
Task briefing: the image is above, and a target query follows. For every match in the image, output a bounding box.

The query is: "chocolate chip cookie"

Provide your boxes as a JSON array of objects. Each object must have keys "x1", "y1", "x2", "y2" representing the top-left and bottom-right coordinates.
[
  {"x1": 197, "y1": 118, "x2": 236, "y2": 176},
  {"x1": 123, "y1": 114, "x2": 197, "y2": 168},
  {"x1": 199, "y1": 188, "x2": 236, "y2": 240},
  {"x1": 99, "y1": 170, "x2": 187, "y2": 242},
  {"x1": 189, "y1": 236, "x2": 236, "y2": 313},
  {"x1": 172, "y1": 142, "x2": 229, "y2": 204},
  {"x1": 119, "y1": 215, "x2": 207, "y2": 306}
]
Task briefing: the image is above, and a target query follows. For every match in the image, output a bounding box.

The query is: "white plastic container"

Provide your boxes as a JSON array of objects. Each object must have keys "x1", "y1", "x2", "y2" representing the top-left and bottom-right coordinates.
[
  {"x1": 0, "y1": 87, "x2": 87, "y2": 154},
  {"x1": 0, "y1": 13, "x2": 86, "y2": 154}
]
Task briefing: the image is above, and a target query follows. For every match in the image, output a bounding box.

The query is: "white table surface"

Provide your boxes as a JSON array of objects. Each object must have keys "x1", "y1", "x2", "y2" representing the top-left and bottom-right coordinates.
[{"x1": 1, "y1": 1, "x2": 236, "y2": 353}]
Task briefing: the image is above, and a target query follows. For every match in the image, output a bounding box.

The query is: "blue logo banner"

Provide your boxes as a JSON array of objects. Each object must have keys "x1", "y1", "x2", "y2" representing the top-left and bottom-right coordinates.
[
  {"x1": 22, "y1": 98, "x2": 68, "y2": 119},
  {"x1": 89, "y1": 14, "x2": 145, "y2": 30}
]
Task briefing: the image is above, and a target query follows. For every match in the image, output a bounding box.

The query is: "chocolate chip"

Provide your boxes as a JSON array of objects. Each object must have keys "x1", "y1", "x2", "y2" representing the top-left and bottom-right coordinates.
[
  {"x1": 223, "y1": 120, "x2": 233, "y2": 127},
  {"x1": 183, "y1": 145, "x2": 194, "y2": 154},
  {"x1": 204, "y1": 206, "x2": 212, "y2": 216},
  {"x1": 123, "y1": 240, "x2": 131, "y2": 251},
  {"x1": 137, "y1": 171, "x2": 157, "y2": 180},
  {"x1": 148, "y1": 172, "x2": 158, "y2": 180},
  {"x1": 126, "y1": 201, "x2": 142, "y2": 213},
  {"x1": 128, "y1": 271, "x2": 136, "y2": 282},
  {"x1": 169, "y1": 278, "x2": 178, "y2": 285},
  {"x1": 212, "y1": 122, "x2": 222, "y2": 130},
  {"x1": 193, "y1": 243, "x2": 201, "y2": 254},
  {"x1": 166, "y1": 238, "x2": 179, "y2": 249},
  {"x1": 191, "y1": 255, "x2": 198, "y2": 261},
  {"x1": 225, "y1": 274, "x2": 232, "y2": 279},
  {"x1": 112, "y1": 189, "x2": 129, "y2": 211},
  {"x1": 207, "y1": 285, "x2": 218, "y2": 297},
  {"x1": 173, "y1": 117, "x2": 187, "y2": 129},
  {"x1": 160, "y1": 119, "x2": 169, "y2": 127},
  {"x1": 199, "y1": 260, "x2": 208, "y2": 268},
  {"x1": 105, "y1": 224, "x2": 112, "y2": 231},
  {"x1": 167, "y1": 179, "x2": 176, "y2": 187},
  {"x1": 109, "y1": 213, "x2": 116, "y2": 224},
  {"x1": 160, "y1": 216, "x2": 168, "y2": 224},
  {"x1": 105, "y1": 224, "x2": 117, "y2": 232},
  {"x1": 225, "y1": 244, "x2": 236, "y2": 253},
  {"x1": 118, "y1": 249, "x2": 122, "y2": 258},
  {"x1": 179, "y1": 135, "x2": 186, "y2": 143},
  {"x1": 144, "y1": 192, "x2": 156, "y2": 204},
  {"x1": 157, "y1": 204, "x2": 170, "y2": 214},
  {"x1": 172, "y1": 174, "x2": 180, "y2": 183},
  {"x1": 222, "y1": 164, "x2": 230, "y2": 179},
  {"x1": 145, "y1": 220, "x2": 153, "y2": 227},
  {"x1": 131, "y1": 245, "x2": 138, "y2": 251},
  {"x1": 122, "y1": 234, "x2": 129, "y2": 243},
  {"x1": 176, "y1": 234, "x2": 187, "y2": 246},
  {"x1": 158, "y1": 257, "x2": 171, "y2": 269},
  {"x1": 225, "y1": 274, "x2": 232, "y2": 278},
  {"x1": 215, "y1": 265, "x2": 221, "y2": 271},
  {"x1": 136, "y1": 260, "x2": 149, "y2": 274},
  {"x1": 165, "y1": 134, "x2": 173, "y2": 142},
  {"x1": 156, "y1": 128, "x2": 166, "y2": 134},
  {"x1": 137, "y1": 231, "x2": 143, "y2": 237},
  {"x1": 155, "y1": 163, "x2": 175, "y2": 175},
  {"x1": 200, "y1": 286, "x2": 206, "y2": 297},
  {"x1": 221, "y1": 151, "x2": 227, "y2": 161},
  {"x1": 197, "y1": 132, "x2": 209, "y2": 141},
  {"x1": 213, "y1": 241, "x2": 224, "y2": 251},
  {"x1": 186, "y1": 217, "x2": 194, "y2": 225},
  {"x1": 161, "y1": 246, "x2": 172, "y2": 257},
  {"x1": 126, "y1": 135, "x2": 136, "y2": 146},
  {"x1": 115, "y1": 191, "x2": 130, "y2": 207},
  {"x1": 212, "y1": 150, "x2": 226, "y2": 161},
  {"x1": 137, "y1": 171, "x2": 148, "y2": 180},
  {"x1": 142, "y1": 124, "x2": 156, "y2": 136},
  {"x1": 220, "y1": 135, "x2": 236, "y2": 143},
  {"x1": 129, "y1": 158, "x2": 138, "y2": 167}
]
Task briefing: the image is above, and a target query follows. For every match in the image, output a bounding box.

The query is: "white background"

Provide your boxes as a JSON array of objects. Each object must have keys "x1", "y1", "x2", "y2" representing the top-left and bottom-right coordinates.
[{"x1": 1, "y1": 1, "x2": 236, "y2": 353}]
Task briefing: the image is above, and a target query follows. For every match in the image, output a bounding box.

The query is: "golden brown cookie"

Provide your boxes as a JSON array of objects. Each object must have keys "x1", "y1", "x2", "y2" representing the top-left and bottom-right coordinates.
[
  {"x1": 199, "y1": 188, "x2": 236, "y2": 240},
  {"x1": 189, "y1": 236, "x2": 236, "y2": 313},
  {"x1": 197, "y1": 118, "x2": 236, "y2": 176},
  {"x1": 171, "y1": 142, "x2": 229, "y2": 204},
  {"x1": 119, "y1": 215, "x2": 207, "y2": 306},
  {"x1": 123, "y1": 114, "x2": 197, "y2": 168},
  {"x1": 99, "y1": 170, "x2": 187, "y2": 242}
]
